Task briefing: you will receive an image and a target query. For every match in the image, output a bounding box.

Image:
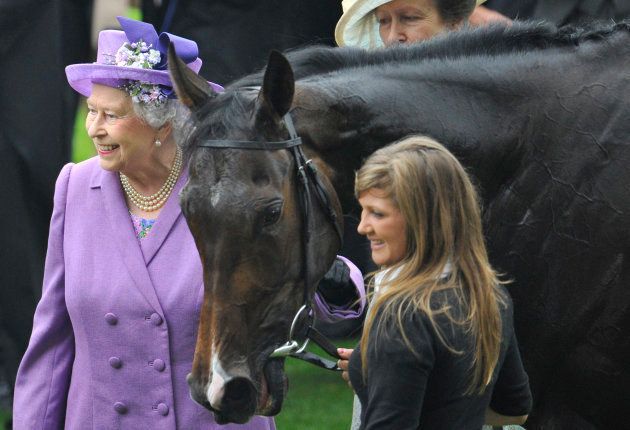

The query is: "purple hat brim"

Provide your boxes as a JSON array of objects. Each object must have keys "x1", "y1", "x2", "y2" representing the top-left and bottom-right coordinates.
[{"x1": 65, "y1": 63, "x2": 224, "y2": 97}]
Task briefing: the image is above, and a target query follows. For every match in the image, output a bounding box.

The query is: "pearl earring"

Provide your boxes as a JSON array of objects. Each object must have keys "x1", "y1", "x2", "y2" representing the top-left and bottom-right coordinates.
[{"x1": 155, "y1": 138, "x2": 162, "y2": 147}]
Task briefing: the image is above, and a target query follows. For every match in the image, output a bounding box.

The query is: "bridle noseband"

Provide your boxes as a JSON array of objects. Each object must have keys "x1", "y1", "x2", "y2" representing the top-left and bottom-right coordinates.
[{"x1": 196, "y1": 113, "x2": 344, "y2": 371}]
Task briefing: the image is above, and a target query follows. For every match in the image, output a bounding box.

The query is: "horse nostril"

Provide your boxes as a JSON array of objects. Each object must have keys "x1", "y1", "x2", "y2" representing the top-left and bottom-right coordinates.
[
  {"x1": 220, "y1": 377, "x2": 258, "y2": 423},
  {"x1": 225, "y1": 377, "x2": 255, "y2": 402}
]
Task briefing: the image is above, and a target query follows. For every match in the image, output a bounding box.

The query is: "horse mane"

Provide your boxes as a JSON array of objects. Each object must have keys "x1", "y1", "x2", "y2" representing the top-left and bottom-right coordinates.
[
  {"x1": 229, "y1": 20, "x2": 630, "y2": 88},
  {"x1": 185, "y1": 19, "x2": 630, "y2": 157}
]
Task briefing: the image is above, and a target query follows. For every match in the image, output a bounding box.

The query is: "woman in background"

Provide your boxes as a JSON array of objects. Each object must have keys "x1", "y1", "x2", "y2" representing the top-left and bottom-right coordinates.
[{"x1": 335, "y1": 0, "x2": 509, "y2": 49}]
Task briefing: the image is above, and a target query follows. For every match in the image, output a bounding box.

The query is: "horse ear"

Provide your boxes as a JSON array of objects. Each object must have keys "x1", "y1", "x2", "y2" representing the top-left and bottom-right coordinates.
[
  {"x1": 167, "y1": 42, "x2": 216, "y2": 111},
  {"x1": 259, "y1": 50, "x2": 295, "y2": 119}
]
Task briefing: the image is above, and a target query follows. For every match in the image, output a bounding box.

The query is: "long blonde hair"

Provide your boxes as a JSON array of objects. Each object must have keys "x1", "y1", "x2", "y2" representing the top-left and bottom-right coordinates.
[{"x1": 355, "y1": 135, "x2": 506, "y2": 394}]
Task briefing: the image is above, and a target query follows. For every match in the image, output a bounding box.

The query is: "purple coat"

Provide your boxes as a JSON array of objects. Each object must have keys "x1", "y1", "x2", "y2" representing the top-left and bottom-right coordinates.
[{"x1": 13, "y1": 157, "x2": 365, "y2": 429}]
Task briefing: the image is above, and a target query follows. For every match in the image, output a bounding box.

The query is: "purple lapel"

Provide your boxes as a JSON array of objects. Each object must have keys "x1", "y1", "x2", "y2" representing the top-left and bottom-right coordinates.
[
  {"x1": 100, "y1": 168, "x2": 165, "y2": 315},
  {"x1": 140, "y1": 168, "x2": 189, "y2": 265}
]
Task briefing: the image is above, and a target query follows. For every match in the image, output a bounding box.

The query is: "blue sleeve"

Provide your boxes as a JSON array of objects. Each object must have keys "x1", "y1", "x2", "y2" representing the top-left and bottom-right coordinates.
[{"x1": 13, "y1": 163, "x2": 76, "y2": 430}]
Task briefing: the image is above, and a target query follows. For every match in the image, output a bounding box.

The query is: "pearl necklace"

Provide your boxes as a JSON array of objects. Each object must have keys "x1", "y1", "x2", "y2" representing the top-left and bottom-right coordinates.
[{"x1": 120, "y1": 147, "x2": 183, "y2": 212}]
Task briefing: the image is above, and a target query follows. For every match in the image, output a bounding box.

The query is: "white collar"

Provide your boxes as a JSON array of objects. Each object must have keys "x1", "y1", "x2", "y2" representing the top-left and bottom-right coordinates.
[{"x1": 373, "y1": 261, "x2": 452, "y2": 296}]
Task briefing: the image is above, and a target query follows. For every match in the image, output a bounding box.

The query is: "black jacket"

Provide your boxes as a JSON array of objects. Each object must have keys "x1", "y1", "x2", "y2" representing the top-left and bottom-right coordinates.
[{"x1": 349, "y1": 285, "x2": 532, "y2": 430}]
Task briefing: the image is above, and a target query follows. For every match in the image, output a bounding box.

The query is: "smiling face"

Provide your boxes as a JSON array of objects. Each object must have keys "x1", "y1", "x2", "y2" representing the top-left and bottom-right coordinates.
[
  {"x1": 357, "y1": 188, "x2": 408, "y2": 267},
  {"x1": 86, "y1": 84, "x2": 157, "y2": 175},
  {"x1": 375, "y1": 0, "x2": 448, "y2": 46}
]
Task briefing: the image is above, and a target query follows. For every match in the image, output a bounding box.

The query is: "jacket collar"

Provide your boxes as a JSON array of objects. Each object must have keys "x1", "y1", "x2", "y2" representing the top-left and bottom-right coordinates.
[
  {"x1": 98, "y1": 163, "x2": 189, "y2": 315},
  {"x1": 139, "y1": 167, "x2": 188, "y2": 265}
]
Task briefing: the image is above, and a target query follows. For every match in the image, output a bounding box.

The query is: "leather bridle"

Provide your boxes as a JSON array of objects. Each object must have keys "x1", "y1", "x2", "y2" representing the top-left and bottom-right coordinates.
[{"x1": 196, "y1": 113, "x2": 344, "y2": 371}]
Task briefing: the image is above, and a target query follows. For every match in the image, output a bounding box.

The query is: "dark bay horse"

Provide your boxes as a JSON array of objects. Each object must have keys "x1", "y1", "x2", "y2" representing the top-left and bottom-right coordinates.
[{"x1": 169, "y1": 21, "x2": 630, "y2": 429}]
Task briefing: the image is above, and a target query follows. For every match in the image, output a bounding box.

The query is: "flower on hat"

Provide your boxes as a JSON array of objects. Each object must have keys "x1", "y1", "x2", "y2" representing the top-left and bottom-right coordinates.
[
  {"x1": 115, "y1": 40, "x2": 161, "y2": 69},
  {"x1": 122, "y1": 81, "x2": 168, "y2": 106},
  {"x1": 115, "y1": 39, "x2": 169, "y2": 106}
]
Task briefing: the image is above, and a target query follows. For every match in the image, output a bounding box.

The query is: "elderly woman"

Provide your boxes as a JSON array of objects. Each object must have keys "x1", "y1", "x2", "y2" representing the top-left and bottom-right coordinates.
[
  {"x1": 335, "y1": 0, "x2": 509, "y2": 48},
  {"x1": 342, "y1": 136, "x2": 532, "y2": 429},
  {"x1": 12, "y1": 17, "x2": 365, "y2": 430}
]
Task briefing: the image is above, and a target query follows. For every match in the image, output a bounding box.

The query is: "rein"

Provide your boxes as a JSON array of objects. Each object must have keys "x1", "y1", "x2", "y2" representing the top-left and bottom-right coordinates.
[{"x1": 196, "y1": 113, "x2": 344, "y2": 371}]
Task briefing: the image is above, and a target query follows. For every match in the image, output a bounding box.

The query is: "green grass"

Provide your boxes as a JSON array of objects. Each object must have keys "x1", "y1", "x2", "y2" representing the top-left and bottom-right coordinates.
[
  {"x1": 275, "y1": 340, "x2": 357, "y2": 429},
  {"x1": 0, "y1": 409, "x2": 9, "y2": 430},
  {"x1": 127, "y1": 7, "x2": 142, "y2": 21}
]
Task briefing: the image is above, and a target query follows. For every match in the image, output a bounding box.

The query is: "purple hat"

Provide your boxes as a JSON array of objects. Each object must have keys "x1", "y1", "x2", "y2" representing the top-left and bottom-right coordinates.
[{"x1": 66, "y1": 16, "x2": 223, "y2": 100}]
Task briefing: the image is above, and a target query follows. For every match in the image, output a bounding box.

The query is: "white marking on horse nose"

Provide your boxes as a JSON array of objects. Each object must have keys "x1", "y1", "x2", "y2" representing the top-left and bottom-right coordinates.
[{"x1": 208, "y1": 355, "x2": 227, "y2": 409}]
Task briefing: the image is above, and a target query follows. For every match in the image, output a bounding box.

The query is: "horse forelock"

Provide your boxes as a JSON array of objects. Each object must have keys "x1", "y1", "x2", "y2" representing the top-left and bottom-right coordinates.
[{"x1": 181, "y1": 89, "x2": 259, "y2": 161}]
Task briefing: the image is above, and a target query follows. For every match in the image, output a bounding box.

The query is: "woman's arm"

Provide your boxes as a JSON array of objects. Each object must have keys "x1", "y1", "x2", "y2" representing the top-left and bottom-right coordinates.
[
  {"x1": 485, "y1": 407, "x2": 528, "y2": 426},
  {"x1": 13, "y1": 163, "x2": 76, "y2": 430},
  {"x1": 488, "y1": 311, "x2": 533, "y2": 424}
]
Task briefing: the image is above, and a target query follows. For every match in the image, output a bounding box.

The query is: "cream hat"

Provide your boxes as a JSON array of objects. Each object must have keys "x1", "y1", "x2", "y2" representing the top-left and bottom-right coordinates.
[{"x1": 335, "y1": 0, "x2": 486, "y2": 49}]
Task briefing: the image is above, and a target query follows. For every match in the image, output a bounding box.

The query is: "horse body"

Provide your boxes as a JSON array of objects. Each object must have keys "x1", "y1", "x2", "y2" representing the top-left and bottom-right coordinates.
[
  {"x1": 290, "y1": 30, "x2": 630, "y2": 429},
  {"x1": 482, "y1": 54, "x2": 630, "y2": 427},
  {"x1": 170, "y1": 21, "x2": 630, "y2": 428}
]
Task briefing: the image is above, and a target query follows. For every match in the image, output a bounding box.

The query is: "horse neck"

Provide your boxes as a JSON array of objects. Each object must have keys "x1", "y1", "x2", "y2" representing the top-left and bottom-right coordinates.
[
  {"x1": 291, "y1": 36, "x2": 629, "y2": 209},
  {"x1": 292, "y1": 67, "x2": 524, "y2": 209}
]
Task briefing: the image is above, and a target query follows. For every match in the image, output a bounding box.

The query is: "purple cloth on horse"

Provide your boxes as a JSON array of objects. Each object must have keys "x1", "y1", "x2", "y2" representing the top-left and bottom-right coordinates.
[
  {"x1": 313, "y1": 255, "x2": 366, "y2": 323},
  {"x1": 13, "y1": 157, "x2": 365, "y2": 429}
]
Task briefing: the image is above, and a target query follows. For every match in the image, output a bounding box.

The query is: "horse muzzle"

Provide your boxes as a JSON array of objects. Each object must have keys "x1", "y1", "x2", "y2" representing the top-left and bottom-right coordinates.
[{"x1": 186, "y1": 357, "x2": 287, "y2": 424}]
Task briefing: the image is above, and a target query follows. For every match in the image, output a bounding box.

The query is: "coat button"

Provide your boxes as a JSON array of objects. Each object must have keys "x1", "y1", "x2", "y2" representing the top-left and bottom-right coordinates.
[
  {"x1": 153, "y1": 358, "x2": 165, "y2": 372},
  {"x1": 109, "y1": 357, "x2": 122, "y2": 369},
  {"x1": 150, "y1": 313, "x2": 163, "y2": 326},
  {"x1": 157, "y1": 403, "x2": 169, "y2": 416},
  {"x1": 105, "y1": 313, "x2": 118, "y2": 325},
  {"x1": 114, "y1": 402, "x2": 128, "y2": 414}
]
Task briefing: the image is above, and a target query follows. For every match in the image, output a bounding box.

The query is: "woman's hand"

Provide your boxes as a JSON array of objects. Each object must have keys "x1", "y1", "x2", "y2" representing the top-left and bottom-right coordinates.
[{"x1": 337, "y1": 348, "x2": 354, "y2": 389}]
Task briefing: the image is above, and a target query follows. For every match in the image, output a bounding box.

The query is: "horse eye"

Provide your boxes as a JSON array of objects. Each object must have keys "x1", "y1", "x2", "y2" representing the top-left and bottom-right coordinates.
[{"x1": 262, "y1": 203, "x2": 283, "y2": 226}]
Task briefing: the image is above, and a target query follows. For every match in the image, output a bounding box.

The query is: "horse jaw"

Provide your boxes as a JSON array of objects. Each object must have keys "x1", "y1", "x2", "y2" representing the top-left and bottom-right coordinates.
[{"x1": 259, "y1": 359, "x2": 287, "y2": 416}]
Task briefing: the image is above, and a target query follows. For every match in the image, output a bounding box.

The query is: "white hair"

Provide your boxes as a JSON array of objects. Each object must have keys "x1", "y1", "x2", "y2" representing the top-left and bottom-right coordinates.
[{"x1": 132, "y1": 98, "x2": 194, "y2": 143}]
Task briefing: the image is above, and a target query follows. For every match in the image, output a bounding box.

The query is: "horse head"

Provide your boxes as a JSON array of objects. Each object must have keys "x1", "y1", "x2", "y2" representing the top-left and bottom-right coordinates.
[{"x1": 168, "y1": 46, "x2": 342, "y2": 424}]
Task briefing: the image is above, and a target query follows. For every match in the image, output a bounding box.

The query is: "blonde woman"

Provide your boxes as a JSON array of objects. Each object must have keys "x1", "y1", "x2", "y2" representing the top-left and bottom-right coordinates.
[{"x1": 338, "y1": 136, "x2": 532, "y2": 429}]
